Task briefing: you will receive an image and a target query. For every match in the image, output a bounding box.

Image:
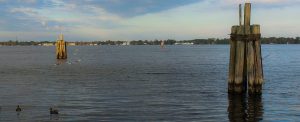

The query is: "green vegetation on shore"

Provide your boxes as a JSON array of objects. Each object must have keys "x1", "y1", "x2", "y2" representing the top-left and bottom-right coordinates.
[{"x1": 0, "y1": 37, "x2": 299, "y2": 46}]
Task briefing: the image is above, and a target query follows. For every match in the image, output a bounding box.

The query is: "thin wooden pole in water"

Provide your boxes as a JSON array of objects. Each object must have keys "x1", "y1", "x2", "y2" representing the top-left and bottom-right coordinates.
[{"x1": 56, "y1": 34, "x2": 67, "y2": 59}]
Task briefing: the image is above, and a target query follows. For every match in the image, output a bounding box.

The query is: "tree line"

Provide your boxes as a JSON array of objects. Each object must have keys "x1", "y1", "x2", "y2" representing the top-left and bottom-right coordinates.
[{"x1": 0, "y1": 37, "x2": 300, "y2": 46}]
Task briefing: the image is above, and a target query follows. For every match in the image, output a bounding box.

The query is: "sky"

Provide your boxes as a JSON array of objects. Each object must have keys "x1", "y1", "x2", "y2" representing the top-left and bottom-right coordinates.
[{"x1": 0, "y1": 0, "x2": 299, "y2": 41}]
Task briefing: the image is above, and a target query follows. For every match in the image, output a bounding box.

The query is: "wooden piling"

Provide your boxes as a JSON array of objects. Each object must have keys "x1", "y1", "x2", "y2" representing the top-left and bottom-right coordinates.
[
  {"x1": 244, "y1": 3, "x2": 253, "y2": 93},
  {"x1": 244, "y1": 3, "x2": 251, "y2": 27},
  {"x1": 234, "y1": 26, "x2": 246, "y2": 93},
  {"x1": 56, "y1": 34, "x2": 67, "y2": 59},
  {"x1": 228, "y1": 26, "x2": 238, "y2": 93},
  {"x1": 239, "y1": 4, "x2": 242, "y2": 26},
  {"x1": 247, "y1": 34, "x2": 255, "y2": 93},
  {"x1": 252, "y1": 25, "x2": 263, "y2": 94},
  {"x1": 228, "y1": 3, "x2": 263, "y2": 94}
]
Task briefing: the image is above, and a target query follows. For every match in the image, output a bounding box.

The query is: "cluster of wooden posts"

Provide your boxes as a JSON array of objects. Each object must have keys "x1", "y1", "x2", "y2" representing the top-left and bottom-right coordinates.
[
  {"x1": 56, "y1": 33, "x2": 67, "y2": 59},
  {"x1": 228, "y1": 3, "x2": 264, "y2": 94}
]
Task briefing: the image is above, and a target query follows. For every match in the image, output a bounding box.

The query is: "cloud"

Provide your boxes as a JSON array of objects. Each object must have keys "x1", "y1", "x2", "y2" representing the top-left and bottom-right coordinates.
[
  {"x1": 1, "y1": 0, "x2": 202, "y2": 40},
  {"x1": 103, "y1": 0, "x2": 300, "y2": 40},
  {"x1": 1, "y1": 0, "x2": 300, "y2": 41},
  {"x1": 19, "y1": 0, "x2": 37, "y2": 4},
  {"x1": 222, "y1": 0, "x2": 297, "y2": 4},
  {"x1": 10, "y1": 7, "x2": 51, "y2": 29},
  {"x1": 65, "y1": 0, "x2": 200, "y2": 17},
  {"x1": 220, "y1": 0, "x2": 300, "y2": 7}
]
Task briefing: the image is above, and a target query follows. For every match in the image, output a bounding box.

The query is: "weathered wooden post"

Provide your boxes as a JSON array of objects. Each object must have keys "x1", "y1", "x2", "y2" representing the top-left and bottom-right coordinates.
[
  {"x1": 228, "y1": 2, "x2": 263, "y2": 94},
  {"x1": 56, "y1": 33, "x2": 67, "y2": 59}
]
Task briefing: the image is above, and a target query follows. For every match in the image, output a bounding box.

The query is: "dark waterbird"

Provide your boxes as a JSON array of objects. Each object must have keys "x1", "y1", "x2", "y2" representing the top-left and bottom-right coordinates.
[
  {"x1": 50, "y1": 107, "x2": 59, "y2": 114},
  {"x1": 16, "y1": 105, "x2": 22, "y2": 112}
]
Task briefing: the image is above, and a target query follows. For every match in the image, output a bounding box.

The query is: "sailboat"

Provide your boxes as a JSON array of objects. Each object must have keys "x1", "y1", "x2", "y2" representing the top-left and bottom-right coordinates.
[{"x1": 160, "y1": 40, "x2": 165, "y2": 48}]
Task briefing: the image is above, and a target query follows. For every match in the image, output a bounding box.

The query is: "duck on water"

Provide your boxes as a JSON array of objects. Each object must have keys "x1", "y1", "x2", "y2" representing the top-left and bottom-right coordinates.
[
  {"x1": 16, "y1": 105, "x2": 22, "y2": 112},
  {"x1": 50, "y1": 107, "x2": 59, "y2": 114}
]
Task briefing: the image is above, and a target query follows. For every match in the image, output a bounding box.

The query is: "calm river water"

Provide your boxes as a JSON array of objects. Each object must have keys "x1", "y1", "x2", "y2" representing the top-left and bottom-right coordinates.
[{"x1": 0, "y1": 45, "x2": 299, "y2": 121}]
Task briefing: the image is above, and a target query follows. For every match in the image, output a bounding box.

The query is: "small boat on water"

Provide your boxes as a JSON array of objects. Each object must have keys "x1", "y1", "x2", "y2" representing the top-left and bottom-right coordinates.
[{"x1": 160, "y1": 40, "x2": 165, "y2": 48}]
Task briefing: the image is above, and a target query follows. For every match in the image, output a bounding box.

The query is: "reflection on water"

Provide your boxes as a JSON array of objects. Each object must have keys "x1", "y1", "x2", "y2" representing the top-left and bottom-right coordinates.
[
  {"x1": 228, "y1": 93, "x2": 263, "y2": 122},
  {"x1": 56, "y1": 59, "x2": 67, "y2": 65},
  {"x1": 50, "y1": 114, "x2": 60, "y2": 121}
]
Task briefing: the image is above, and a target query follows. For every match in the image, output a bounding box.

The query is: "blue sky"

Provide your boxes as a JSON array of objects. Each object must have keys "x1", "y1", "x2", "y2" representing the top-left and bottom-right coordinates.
[{"x1": 0, "y1": 0, "x2": 299, "y2": 41}]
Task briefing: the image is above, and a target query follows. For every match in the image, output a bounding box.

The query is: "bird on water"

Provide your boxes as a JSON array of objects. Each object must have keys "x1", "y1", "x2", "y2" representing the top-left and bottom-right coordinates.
[
  {"x1": 16, "y1": 105, "x2": 22, "y2": 112},
  {"x1": 50, "y1": 107, "x2": 59, "y2": 114}
]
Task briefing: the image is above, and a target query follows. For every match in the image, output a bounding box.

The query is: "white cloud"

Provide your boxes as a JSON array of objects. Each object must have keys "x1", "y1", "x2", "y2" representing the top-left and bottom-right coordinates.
[
  {"x1": 85, "y1": 5, "x2": 122, "y2": 22},
  {"x1": 8, "y1": 0, "x2": 124, "y2": 38},
  {"x1": 19, "y1": 0, "x2": 37, "y2": 4},
  {"x1": 4, "y1": 0, "x2": 300, "y2": 41},
  {"x1": 102, "y1": 0, "x2": 300, "y2": 40},
  {"x1": 10, "y1": 7, "x2": 50, "y2": 29},
  {"x1": 105, "y1": 1, "x2": 236, "y2": 40},
  {"x1": 222, "y1": 0, "x2": 299, "y2": 4},
  {"x1": 0, "y1": 31, "x2": 55, "y2": 41}
]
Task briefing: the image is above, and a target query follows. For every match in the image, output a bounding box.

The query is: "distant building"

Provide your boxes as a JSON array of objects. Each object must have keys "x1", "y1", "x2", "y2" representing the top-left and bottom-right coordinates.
[
  {"x1": 122, "y1": 41, "x2": 130, "y2": 45},
  {"x1": 88, "y1": 43, "x2": 98, "y2": 46},
  {"x1": 67, "y1": 42, "x2": 76, "y2": 46},
  {"x1": 41, "y1": 43, "x2": 54, "y2": 46},
  {"x1": 175, "y1": 42, "x2": 194, "y2": 45}
]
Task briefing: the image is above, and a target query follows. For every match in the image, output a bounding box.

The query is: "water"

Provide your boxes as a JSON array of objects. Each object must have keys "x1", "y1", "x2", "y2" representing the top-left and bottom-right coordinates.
[{"x1": 0, "y1": 45, "x2": 299, "y2": 121}]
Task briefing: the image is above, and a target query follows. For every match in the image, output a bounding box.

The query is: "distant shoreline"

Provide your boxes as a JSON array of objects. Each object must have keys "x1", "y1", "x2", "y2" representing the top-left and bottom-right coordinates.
[
  {"x1": 0, "y1": 44, "x2": 298, "y2": 47},
  {"x1": 0, "y1": 37, "x2": 299, "y2": 46}
]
